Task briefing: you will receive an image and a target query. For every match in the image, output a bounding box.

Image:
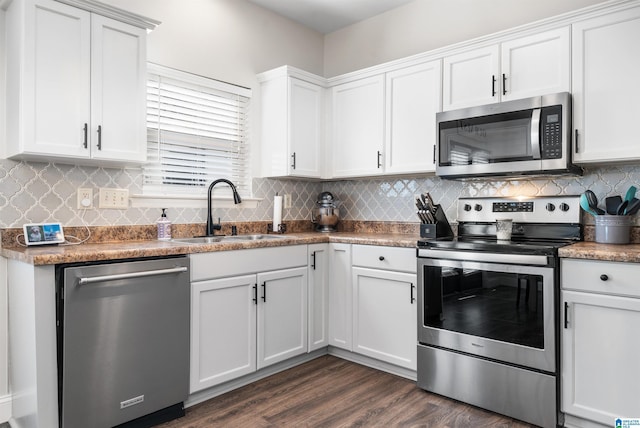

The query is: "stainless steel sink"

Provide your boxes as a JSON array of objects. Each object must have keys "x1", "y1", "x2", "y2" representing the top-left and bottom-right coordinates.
[
  {"x1": 225, "y1": 234, "x2": 288, "y2": 241},
  {"x1": 171, "y1": 234, "x2": 288, "y2": 244}
]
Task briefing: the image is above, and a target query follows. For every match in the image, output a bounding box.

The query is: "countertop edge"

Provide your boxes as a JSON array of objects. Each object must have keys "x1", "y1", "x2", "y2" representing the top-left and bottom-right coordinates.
[
  {"x1": 559, "y1": 241, "x2": 640, "y2": 263},
  {"x1": 0, "y1": 232, "x2": 420, "y2": 265}
]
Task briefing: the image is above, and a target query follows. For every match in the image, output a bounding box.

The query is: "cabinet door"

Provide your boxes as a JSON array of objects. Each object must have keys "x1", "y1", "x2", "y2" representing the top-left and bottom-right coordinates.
[
  {"x1": 572, "y1": 8, "x2": 640, "y2": 163},
  {"x1": 90, "y1": 14, "x2": 147, "y2": 163},
  {"x1": 9, "y1": 0, "x2": 91, "y2": 159},
  {"x1": 190, "y1": 275, "x2": 257, "y2": 393},
  {"x1": 308, "y1": 244, "x2": 329, "y2": 351},
  {"x1": 331, "y1": 76, "x2": 385, "y2": 177},
  {"x1": 443, "y1": 45, "x2": 500, "y2": 111},
  {"x1": 385, "y1": 60, "x2": 441, "y2": 174},
  {"x1": 329, "y1": 243, "x2": 352, "y2": 350},
  {"x1": 562, "y1": 290, "x2": 640, "y2": 425},
  {"x1": 257, "y1": 267, "x2": 308, "y2": 369},
  {"x1": 352, "y1": 267, "x2": 417, "y2": 370},
  {"x1": 289, "y1": 78, "x2": 324, "y2": 178},
  {"x1": 501, "y1": 27, "x2": 570, "y2": 102}
]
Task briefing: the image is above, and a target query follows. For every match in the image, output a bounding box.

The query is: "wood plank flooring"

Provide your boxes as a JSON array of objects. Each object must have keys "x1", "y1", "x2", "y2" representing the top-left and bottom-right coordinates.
[{"x1": 158, "y1": 356, "x2": 536, "y2": 428}]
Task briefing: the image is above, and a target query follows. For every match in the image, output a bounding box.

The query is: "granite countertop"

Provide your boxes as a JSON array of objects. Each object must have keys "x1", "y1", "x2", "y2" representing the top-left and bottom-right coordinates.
[
  {"x1": 559, "y1": 241, "x2": 640, "y2": 263},
  {"x1": 0, "y1": 232, "x2": 420, "y2": 265}
]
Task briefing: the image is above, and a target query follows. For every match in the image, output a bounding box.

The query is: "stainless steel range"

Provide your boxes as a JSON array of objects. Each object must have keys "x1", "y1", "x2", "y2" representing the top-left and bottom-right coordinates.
[{"x1": 416, "y1": 196, "x2": 582, "y2": 428}]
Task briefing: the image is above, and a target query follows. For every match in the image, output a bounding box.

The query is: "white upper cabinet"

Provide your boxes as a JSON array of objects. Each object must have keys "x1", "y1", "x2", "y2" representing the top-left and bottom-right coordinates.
[
  {"x1": 443, "y1": 45, "x2": 500, "y2": 111},
  {"x1": 385, "y1": 60, "x2": 442, "y2": 174},
  {"x1": 330, "y1": 75, "x2": 385, "y2": 178},
  {"x1": 443, "y1": 27, "x2": 570, "y2": 110},
  {"x1": 4, "y1": 0, "x2": 154, "y2": 166},
  {"x1": 572, "y1": 6, "x2": 640, "y2": 164},
  {"x1": 259, "y1": 67, "x2": 325, "y2": 178},
  {"x1": 89, "y1": 14, "x2": 147, "y2": 163}
]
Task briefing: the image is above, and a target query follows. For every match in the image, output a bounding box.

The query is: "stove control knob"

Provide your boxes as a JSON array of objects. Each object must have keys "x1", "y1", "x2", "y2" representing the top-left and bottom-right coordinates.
[
  {"x1": 546, "y1": 203, "x2": 556, "y2": 212},
  {"x1": 463, "y1": 204, "x2": 472, "y2": 212},
  {"x1": 474, "y1": 204, "x2": 483, "y2": 212},
  {"x1": 559, "y1": 203, "x2": 570, "y2": 212}
]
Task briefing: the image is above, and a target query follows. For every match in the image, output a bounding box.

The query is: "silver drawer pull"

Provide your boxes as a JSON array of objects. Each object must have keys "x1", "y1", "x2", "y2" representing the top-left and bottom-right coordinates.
[{"x1": 78, "y1": 266, "x2": 188, "y2": 285}]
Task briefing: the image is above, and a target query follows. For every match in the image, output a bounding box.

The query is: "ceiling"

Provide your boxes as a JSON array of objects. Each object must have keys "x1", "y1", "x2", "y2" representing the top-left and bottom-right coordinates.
[{"x1": 246, "y1": 0, "x2": 416, "y2": 34}]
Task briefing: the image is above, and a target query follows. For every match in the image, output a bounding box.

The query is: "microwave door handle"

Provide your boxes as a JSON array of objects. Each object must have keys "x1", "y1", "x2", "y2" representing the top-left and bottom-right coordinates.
[{"x1": 531, "y1": 108, "x2": 542, "y2": 159}]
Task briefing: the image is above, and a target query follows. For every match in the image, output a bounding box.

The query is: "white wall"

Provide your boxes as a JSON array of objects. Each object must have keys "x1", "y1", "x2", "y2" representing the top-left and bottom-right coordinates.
[{"x1": 323, "y1": 0, "x2": 607, "y2": 77}]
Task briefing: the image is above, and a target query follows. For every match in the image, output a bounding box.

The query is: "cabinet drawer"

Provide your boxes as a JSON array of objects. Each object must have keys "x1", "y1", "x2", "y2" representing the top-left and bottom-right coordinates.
[
  {"x1": 352, "y1": 245, "x2": 416, "y2": 273},
  {"x1": 561, "y1": 259, "x2": 640, "y2": 298},
  {"x1": 190, "y1": 246, "x2": 307, "y2": 282}
]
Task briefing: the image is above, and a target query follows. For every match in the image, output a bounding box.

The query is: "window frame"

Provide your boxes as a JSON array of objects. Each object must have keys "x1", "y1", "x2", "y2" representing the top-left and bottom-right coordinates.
[{"x1": 140, "y1": 63, "x2": 253, "y2": 204}]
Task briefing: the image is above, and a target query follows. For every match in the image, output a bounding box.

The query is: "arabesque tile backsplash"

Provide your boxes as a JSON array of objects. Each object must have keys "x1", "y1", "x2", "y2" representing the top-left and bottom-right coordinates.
[{"x1": 1, "y1": 158, "x2": 639, "y2": 229}]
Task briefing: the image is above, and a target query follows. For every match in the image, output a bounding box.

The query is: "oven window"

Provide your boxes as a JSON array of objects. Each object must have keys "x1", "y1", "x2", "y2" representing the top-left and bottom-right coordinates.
[
  {"x1": 439, "y1": 110, "x2": 532, "y2": 166},
  {"x1": 424, "y1": 267, "x2": 544, "y2": 349}
]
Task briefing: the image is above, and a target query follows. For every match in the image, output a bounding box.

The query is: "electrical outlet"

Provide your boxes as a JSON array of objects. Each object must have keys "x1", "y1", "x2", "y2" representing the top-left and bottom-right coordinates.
[
  {"x1": 99, "y1": 188, "x2": 129, "y2": 209},
  {"x1": 283, "y1": 194, "x2": 292, "y2": 209},
  {"x1": 77, "y1": 188, "x2": 93, "y2": 209}
]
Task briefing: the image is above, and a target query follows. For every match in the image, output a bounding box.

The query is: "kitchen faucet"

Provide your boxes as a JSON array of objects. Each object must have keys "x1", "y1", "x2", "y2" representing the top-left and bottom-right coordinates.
[{"x1": 206, "y1": 179, "x2": 242, "y2": 236}]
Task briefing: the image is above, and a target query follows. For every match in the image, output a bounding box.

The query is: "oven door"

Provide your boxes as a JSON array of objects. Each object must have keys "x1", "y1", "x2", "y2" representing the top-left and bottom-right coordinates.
[{"x1": 417, "y1": 255, "x2": 556, "y2": 373}]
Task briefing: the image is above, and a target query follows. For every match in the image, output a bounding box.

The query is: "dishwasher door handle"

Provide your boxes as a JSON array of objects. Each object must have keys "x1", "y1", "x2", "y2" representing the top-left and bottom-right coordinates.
[{"x1": 78, "y1": 266, "x2": 188, "y2": 285}]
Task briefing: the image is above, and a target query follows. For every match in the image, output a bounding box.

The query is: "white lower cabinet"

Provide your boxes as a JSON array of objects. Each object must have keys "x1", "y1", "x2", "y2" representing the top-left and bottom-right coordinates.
[
  {"x1": 189, "y1": 247, "x2": 308, "y2": 393},
  {"x1": 257, "y1": 267, "x2": 308, "y2": 369},
  {"x1": 190, "y1": 274, "x2": 257, "y2": 392},
  {"x1": 328, "y1": 243, "x2": 353, "y2": 350},
  {"x1": 352, "y1": 267, "x2": 417, "y2": 370},
  {"x1": 351, "y1": 245, "x2": 417, "y2": 370},
  {"x1": 308, "y1": 243, "x2": 330, "y2": 351},
  {"x1": 561, "y1": 259, "x2": 640, "y2": 427}
]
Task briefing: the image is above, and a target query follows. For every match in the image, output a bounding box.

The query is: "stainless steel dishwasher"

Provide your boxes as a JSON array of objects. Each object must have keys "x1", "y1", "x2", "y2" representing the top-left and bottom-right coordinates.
[{"x1": 56, "y1": 256, "x2": 190, "y2": 428}]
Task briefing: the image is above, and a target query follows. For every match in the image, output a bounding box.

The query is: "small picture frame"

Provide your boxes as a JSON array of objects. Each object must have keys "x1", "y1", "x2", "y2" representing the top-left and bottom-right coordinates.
[{"x1": 23, "y1": 223, "x2": 65, "y2": 246}]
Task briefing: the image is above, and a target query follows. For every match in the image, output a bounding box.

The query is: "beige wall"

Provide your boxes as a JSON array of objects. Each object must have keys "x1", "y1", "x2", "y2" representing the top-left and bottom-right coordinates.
[
  {"x1": 323, "y1": 0, "x2": 607, "y2": 77},
  {"x1": 91, "y1": 0, "x2": 325, "y2": 176},
  {"x1": 102, "y1": 0, "x2": 324, "y2": 85}
]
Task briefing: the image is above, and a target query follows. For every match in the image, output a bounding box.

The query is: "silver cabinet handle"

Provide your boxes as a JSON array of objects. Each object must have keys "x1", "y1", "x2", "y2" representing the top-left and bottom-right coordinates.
[{"x1": 78, "y1": 266, "x2": 187, "y2": 285}]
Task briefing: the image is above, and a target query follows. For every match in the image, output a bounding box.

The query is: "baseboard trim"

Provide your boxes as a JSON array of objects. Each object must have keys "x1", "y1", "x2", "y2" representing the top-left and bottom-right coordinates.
[
  {"x1": 186, "y1": 347, "x2": 417, "y2": 410},
  {"x1": 186, "y1": 348, "x2": 328, "y2": 408},
  {"x1": 0, "y1": 394, "x2": 11, "y2": 424},
  {"x1": 327, "y1": 346, "x2": 417, "y2": 381}
]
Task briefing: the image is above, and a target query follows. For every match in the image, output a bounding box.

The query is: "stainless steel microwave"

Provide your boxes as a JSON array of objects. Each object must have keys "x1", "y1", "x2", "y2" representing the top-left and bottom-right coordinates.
[{"x1": 435, "y1": 92, "x2": 581, "y2": 179}]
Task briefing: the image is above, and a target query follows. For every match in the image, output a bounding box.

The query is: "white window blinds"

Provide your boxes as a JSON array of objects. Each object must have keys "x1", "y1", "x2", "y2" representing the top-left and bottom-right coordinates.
[{"x1": 144, "y1": 64, "x2": 251, "y2": 196}]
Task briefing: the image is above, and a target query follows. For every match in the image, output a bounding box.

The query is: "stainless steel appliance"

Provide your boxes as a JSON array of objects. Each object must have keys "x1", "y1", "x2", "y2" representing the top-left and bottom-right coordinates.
[
  {"x1": 56, "y1": 256, "x2": 190, "y2": 428},
  {"x1": 417, "y1": 196, "x2": 582, "y2": 428},
  {"x1": 311, "y1": 191, "x2": 340, "y2": 232},
  {"x1": 436, "y1": 92, "x2": 581, "y2": 179}
]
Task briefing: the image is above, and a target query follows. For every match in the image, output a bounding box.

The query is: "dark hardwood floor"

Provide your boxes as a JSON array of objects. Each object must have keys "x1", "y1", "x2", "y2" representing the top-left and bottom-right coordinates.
[{"x1": 158, "y1": 355, "x2": 536, "y2": 427}]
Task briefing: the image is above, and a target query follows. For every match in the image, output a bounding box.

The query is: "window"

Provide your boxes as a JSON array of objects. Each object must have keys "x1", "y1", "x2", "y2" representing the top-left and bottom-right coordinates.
[{"x1": 144, "y1": 63, "x2": 251, "y2": 197}]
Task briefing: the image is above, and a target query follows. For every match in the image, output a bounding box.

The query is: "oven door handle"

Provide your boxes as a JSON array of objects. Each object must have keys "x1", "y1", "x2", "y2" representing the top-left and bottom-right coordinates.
[
  {"x1": 531, "y1": 108, "x2": 542, "y2": 159},
  {"x1": 418, "y1": 248, "x2": 549, "y2": 266}
]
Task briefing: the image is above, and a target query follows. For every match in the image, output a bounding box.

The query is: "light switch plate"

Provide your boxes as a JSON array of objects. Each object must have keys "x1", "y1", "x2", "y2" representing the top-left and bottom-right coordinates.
[{"x1": 99, "y1": 188, "x2": 129, "y2": 209}]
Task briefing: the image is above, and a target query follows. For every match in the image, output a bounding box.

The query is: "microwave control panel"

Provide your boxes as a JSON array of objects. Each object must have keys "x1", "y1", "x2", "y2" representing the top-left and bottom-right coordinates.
[{"x1": 540, "y1": 105, "x2": 562, "y2": 159}]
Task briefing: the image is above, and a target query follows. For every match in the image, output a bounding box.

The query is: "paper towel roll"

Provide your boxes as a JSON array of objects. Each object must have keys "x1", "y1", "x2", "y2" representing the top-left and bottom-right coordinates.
[{"x1": 273, "y1": 195, "x2": 283, "y2": 232}]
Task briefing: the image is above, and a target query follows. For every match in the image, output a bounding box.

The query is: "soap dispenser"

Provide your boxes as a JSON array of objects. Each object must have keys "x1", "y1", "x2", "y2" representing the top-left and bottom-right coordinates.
[{"x1": 157, "y1": 208, "x2": 172, "y2": 240}]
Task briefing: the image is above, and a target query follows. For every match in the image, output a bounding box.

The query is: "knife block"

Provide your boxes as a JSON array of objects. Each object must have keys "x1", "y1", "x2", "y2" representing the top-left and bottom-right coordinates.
[{"x1": 420, "y1": 205, "x2": 454, "y2": 239}]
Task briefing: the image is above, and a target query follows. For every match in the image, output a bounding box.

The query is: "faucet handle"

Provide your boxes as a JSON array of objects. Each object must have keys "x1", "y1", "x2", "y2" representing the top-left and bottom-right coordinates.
[{"x1": 211, "y1": 217, "x2": 222, "y2": 231}]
